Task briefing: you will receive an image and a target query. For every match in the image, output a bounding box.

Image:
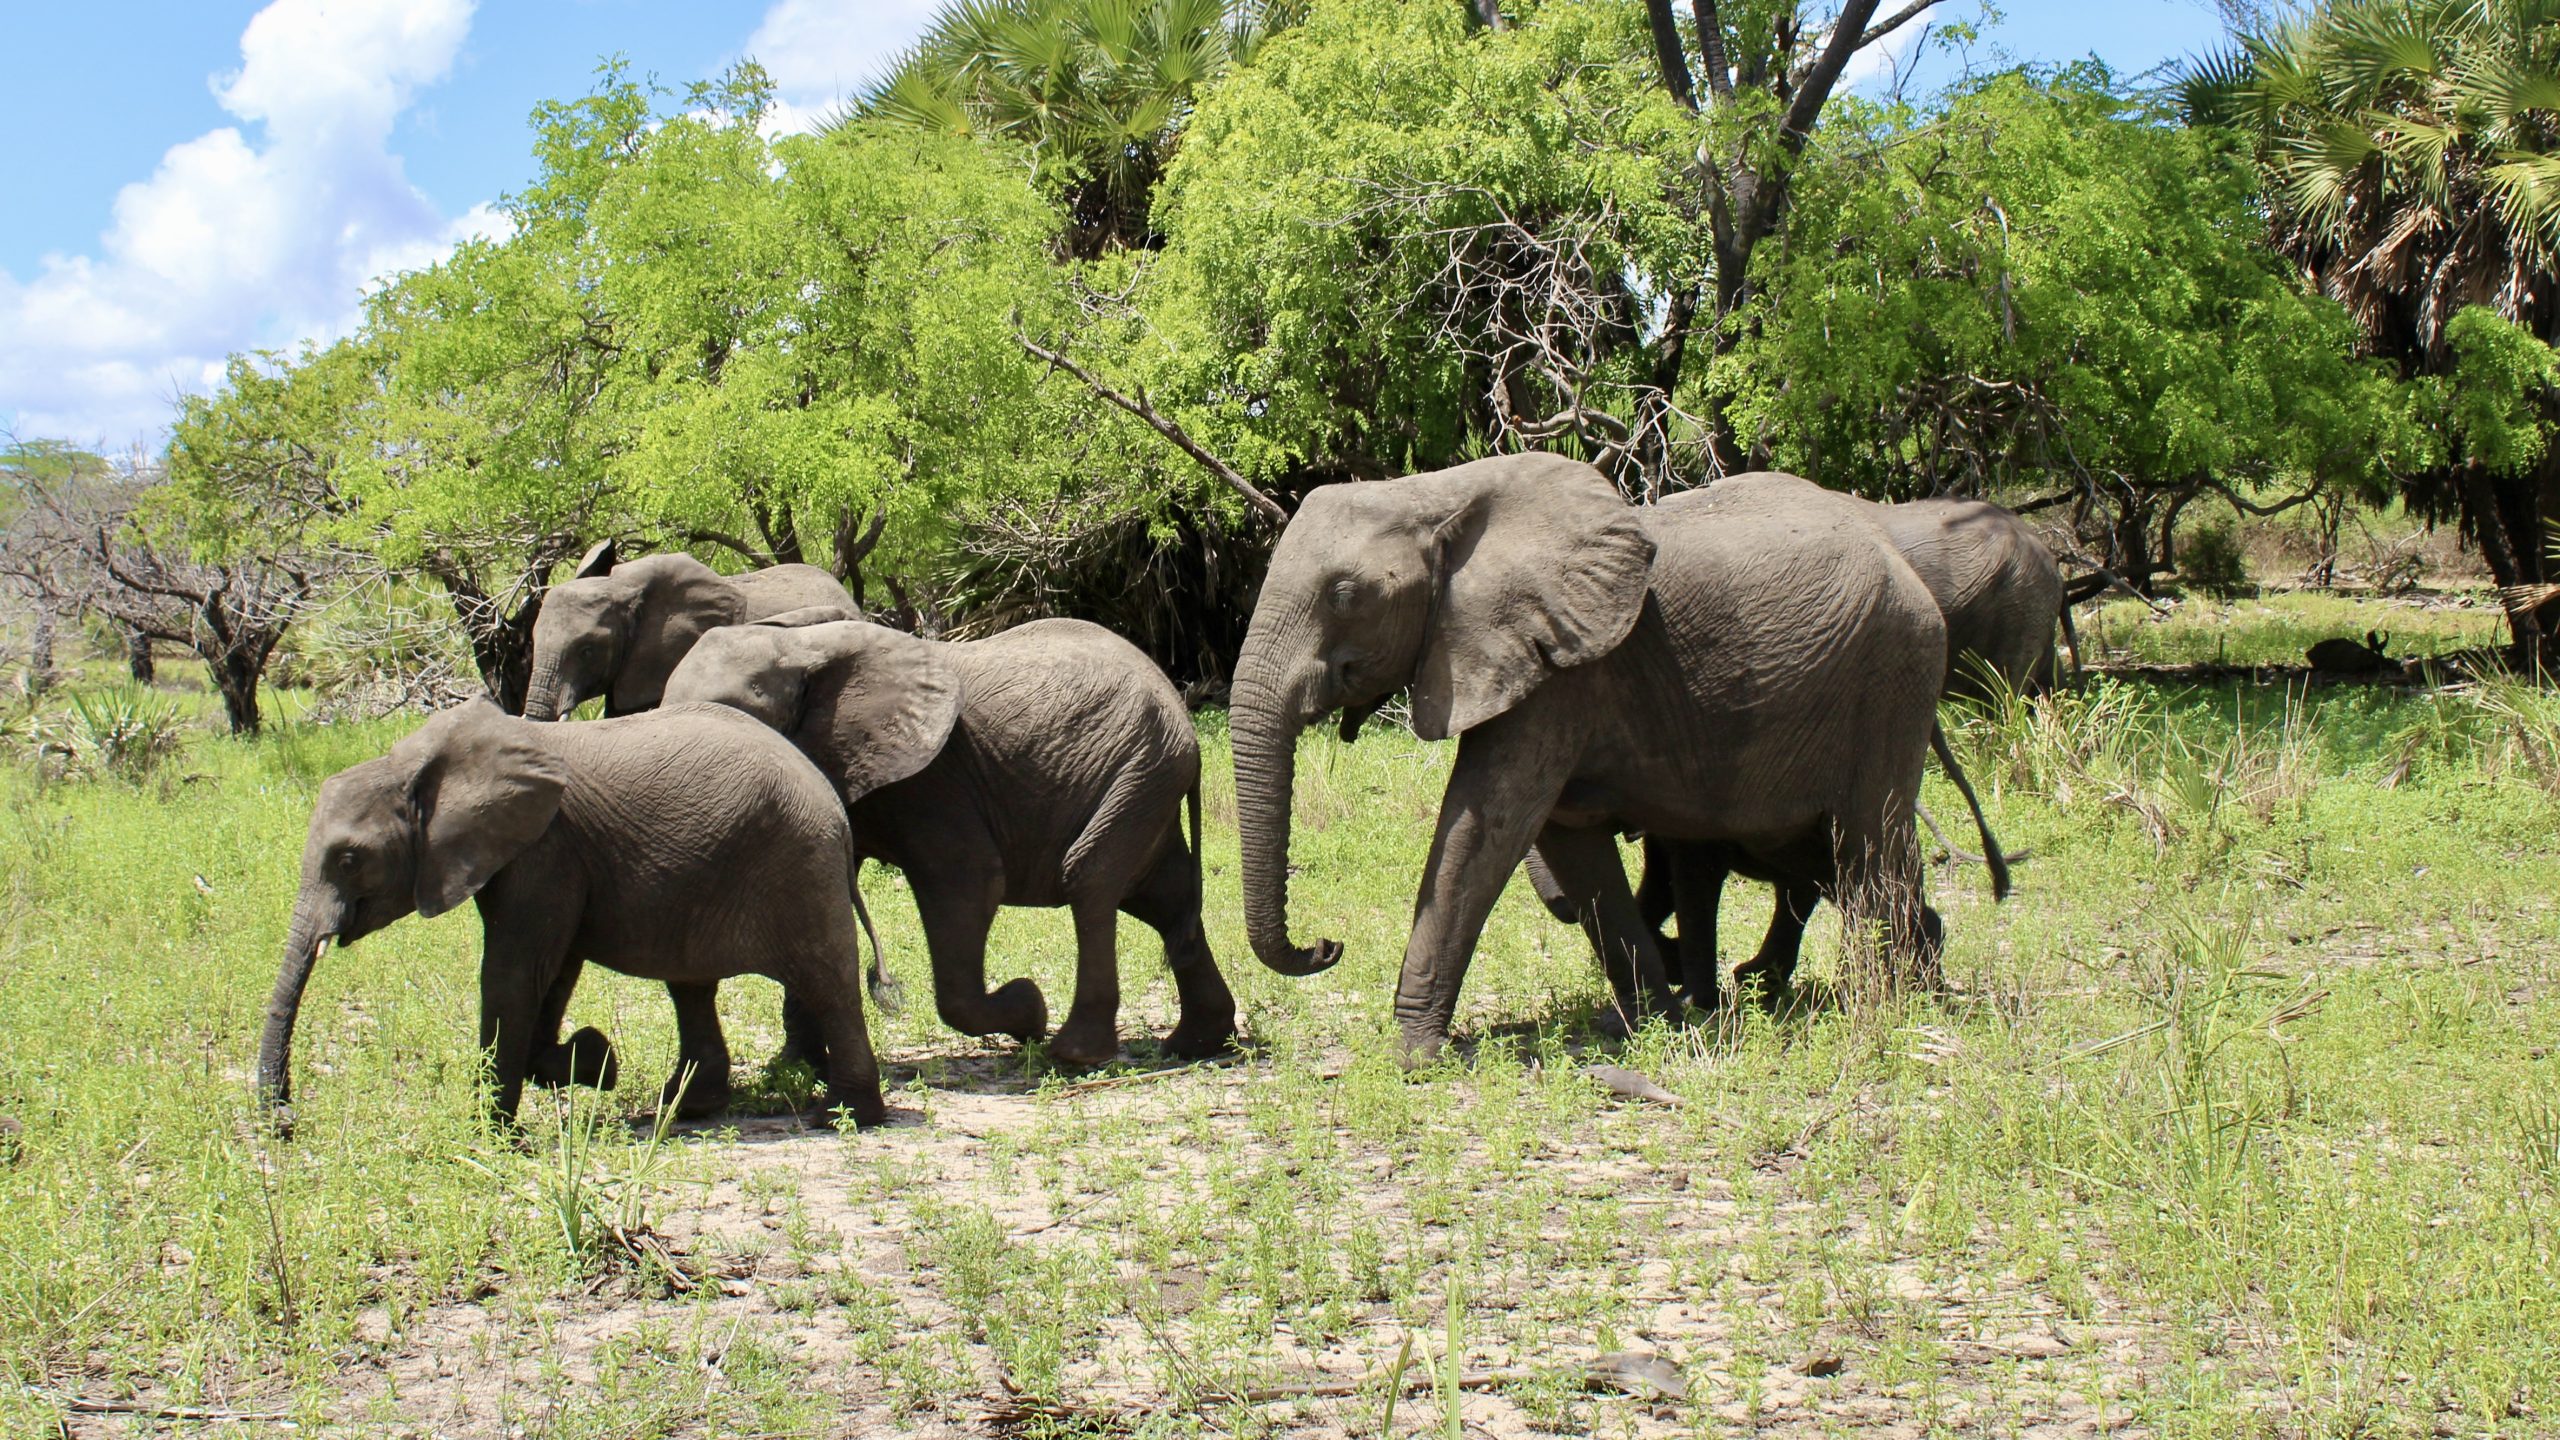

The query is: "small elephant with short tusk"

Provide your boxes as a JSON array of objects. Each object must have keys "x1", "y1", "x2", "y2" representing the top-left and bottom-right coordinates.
[{"x1": 256, "y1": 699, "x2": 886, "y2": 1131}]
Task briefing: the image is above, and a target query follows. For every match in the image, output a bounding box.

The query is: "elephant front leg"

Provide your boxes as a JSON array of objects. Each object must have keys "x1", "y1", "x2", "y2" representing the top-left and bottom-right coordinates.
[
  {"x1": 1533, "y1": 824, "x2": 1678, "y2": 1038},
  {"x1": 1124, "y1": 846, "x2": 1237, "y2": 1059},
  {"x1": 526, "y1": 959, "x2": 620, "y2": 1091},
  {"x1": 914, "y1": 880, "x2": 1047, "y2": 1047},
  {"x1": 662, "y1": 982, "x2": 734, "y2": 1120},
  {"x1": 1392, "y1": 735, "x2": 1574, "y2": 1065}
]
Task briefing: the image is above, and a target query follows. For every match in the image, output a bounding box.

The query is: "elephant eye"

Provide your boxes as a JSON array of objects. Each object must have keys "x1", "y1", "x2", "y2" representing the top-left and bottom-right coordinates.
[{"x1": 1327, "y1": 579, "x2": 1359, "y2": 613}]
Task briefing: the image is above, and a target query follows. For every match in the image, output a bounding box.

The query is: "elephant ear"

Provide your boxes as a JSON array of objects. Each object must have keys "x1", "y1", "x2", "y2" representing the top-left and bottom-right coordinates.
[
  {"x1": 571, "y1": 538, "x2": 619, "y2": 581},
  {"x1": 401, "y1": 701, "x2": 570, "y2": 919},
  {"x1": 614, "y1": 554, "x2": 743, "y2": 712},
  {"x1": 804, "y1": 626, "x2": 965, "y2": 801},
  {"x1": 757, "y1": 605, "x2": 861, "y2": 628},
  {"x1": 1409, "y1": 456, "x2": 1656, "y2": 741}
]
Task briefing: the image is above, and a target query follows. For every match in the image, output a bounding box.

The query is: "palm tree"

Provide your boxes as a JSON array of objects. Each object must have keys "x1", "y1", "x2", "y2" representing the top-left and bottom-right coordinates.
[
  {"x1": 2189, "y1": 0, "x2": 2560, "y2": 661},
  {"x1": 852, "y1": 0, "x2": 1306, "y2": 257}
]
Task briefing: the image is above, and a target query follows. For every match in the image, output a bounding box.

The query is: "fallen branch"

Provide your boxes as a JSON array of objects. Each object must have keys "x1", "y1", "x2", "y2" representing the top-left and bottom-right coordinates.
[
  {"x1": 23, "y1": 1388, "x2": 294, "y2": 1424},
  {"x1": 1014, "y1": 329, "x2": 1288, "y2": 525}
]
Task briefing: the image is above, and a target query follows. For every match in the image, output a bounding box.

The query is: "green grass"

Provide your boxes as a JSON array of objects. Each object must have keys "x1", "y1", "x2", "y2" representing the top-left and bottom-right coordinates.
[{"x1": 4, "y1": 641, "x2": 2560, "y2": 1436}]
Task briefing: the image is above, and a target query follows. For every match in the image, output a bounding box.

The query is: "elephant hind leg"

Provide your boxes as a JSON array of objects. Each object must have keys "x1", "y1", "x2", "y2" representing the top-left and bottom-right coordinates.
[
  {"x1": 1049, "y1": 898, "x2": 1124, "y2": 1066},
  {"x1": 1731, "y1": 877, "x2": 1822, "y2": 1012},
  {"x1": 1829, "y1": 800, "x2": 1933, "y2": 999},
  {"x1": 1531, "y1": 823, "x2": 1678, "y2": 1037},
  {"x1": 1122, "y1": 841, "x2": 1236, "y2": 1059},
  {"x1": 662, "y1": 982, "x2": 734, "y2": 1120}
]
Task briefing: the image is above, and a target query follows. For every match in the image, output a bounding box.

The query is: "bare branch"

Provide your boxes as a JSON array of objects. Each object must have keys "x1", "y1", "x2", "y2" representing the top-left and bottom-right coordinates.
[{"x1": 1014, "y1": 329, "x2": 1289, "y2": 525}]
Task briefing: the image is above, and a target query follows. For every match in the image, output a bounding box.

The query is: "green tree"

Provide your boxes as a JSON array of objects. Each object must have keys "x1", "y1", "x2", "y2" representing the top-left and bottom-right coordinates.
[
  {"x1": 1721, "y1": 70, "x2": 2414, "y2": 587},
  {"x1": 2192, "y1": 0, "x2": 2560, "y2": 654},
  {"x1": 861, "y1": 0, "x2": 1308, "y2": 256}
]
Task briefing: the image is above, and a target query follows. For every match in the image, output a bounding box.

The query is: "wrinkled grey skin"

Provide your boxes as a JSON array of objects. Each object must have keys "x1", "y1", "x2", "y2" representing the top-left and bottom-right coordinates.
[
  {"x1": 1227, "y1": 455, "x2": 1965, "y2": 1061},
  {"x1": 665, "y1": 615, "x2": 1235, "y2": 1066},
  {"x1": 520, "y1": 543, "x2": 855, "y2": 723},
  {"x1": 255, "y1": 700, "x2": 885, "y2": 1130},
  {"x1": 1545, "y1": 486, "x2": 2050, "y2": 1006}
]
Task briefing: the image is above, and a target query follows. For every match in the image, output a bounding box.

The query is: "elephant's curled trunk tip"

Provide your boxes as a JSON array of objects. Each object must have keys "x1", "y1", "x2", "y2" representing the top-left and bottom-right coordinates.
[{"x1": 1254, "y1": 935, "x2": 1344, "y2": 977}]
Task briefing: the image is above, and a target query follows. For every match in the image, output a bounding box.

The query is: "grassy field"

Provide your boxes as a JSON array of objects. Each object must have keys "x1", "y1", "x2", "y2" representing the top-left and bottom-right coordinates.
[{"x1": 4, "y1": 596, "x2": 2560, "y2": 1437}]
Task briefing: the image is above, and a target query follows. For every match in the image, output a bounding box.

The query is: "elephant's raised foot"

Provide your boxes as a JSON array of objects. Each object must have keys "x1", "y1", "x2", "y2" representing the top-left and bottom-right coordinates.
[
  {"x1": 1393, "y1": 1026, "x2": 1453, "y2": 1073},
  {"x1": 532, "y1": 1025, "x2": 621, "y2": 1091}
]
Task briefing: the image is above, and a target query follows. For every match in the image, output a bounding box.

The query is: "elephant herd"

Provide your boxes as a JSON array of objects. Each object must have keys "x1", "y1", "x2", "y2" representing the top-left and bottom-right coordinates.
[{"x1": 255, "y1": 457, "x2": 2061, "y2": 1131}]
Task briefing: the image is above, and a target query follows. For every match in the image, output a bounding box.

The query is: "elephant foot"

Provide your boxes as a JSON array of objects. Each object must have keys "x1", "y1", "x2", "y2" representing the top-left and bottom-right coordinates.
[
  {"x1": 815, "y1": 1081, "x2": 889, "y2": 1130},
  {"x1": 1049, "y1": 1012, "x2": 1120, "y2": 1067},
  {"x1": 1732, "y1": 967, "x2": 1798, "y2": 1015},
  {"x1": 662, "y1": 1065, "x2": 732, "y2": 1122},
  {"x1": 1394, "y1": 1025, "x2": 1453, "y2": 1072},
  {"x1": 1162, "y1": 1007, "x2": 1238, "y2": 1059},
  {"x1": 989, "y1": 977, "x2": 1049, "y2": 1047}
]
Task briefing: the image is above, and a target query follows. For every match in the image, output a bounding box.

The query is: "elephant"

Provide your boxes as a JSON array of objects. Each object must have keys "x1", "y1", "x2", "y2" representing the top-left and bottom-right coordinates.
[
  {"x1": 255, "y1": 699, "x2": 886, "y2": 1131},
  {"x1": 1228, "y1": 455, "x2": 2005, "y2": 1059},
  {"x1": 1548, "y1": 485, "x2": 2047, "y2": 1007},
  {"x1": 520, "y1": 541, "x2": 856, "y2": 723},
  {"x1": 662, "y1": 613, "x2": 1236, "y2": 1066}
]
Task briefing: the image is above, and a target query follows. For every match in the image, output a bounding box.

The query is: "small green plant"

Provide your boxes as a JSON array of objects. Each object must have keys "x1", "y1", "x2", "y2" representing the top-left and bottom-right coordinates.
[{"x1": 24, "y1": 685, "x2": 188, "y2": 781}]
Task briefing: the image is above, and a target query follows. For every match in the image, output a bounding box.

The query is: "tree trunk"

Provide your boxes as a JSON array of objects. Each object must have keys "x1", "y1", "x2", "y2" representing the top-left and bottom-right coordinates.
[
  {"x1": 25, "y1": 605, "x2": 56, "y2": 697},
  {"x1": 212, "y1": 649, "x2": 264, "y2": 735},
  {"x1": 126, "y1": 626, "x2": 154, "y2": 684}
]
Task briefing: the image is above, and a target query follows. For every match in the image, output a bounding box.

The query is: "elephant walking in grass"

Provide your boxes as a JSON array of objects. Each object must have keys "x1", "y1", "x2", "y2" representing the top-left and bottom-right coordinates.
[
  {"x1": 256, "y1": 700, "x2": 885, "y2": 1130},
  {"x1": 1228, "y1": 456, "x2": 2004, "y2": 1059},
  {"x1": 1546, "y1": 485, "x2": 2047, "y2": 1008},
  {"x1": 520, "y1": 543, "x2": 856, "y2": 722},
  {"x1": 665, "y1": 614, "x2": 1235, "y2": 1066}
]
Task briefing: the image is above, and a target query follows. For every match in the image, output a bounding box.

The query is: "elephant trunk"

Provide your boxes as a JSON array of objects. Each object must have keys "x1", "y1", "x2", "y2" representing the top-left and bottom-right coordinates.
[
  {"x1": 255, "y1": 887, "x2": 337, "y2": 1118},
  {"x1": 1230, "y1": 640, "x2": 1342, "y2": 978},
  {"x1": 520, "y1": 662, "x2": 565, "y2": 722}
]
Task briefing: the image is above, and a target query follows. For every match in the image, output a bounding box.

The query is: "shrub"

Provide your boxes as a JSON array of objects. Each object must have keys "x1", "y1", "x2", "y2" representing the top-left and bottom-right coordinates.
[{"x1": 2178, "y1": 515, "x2": 2252, "y2": 597}]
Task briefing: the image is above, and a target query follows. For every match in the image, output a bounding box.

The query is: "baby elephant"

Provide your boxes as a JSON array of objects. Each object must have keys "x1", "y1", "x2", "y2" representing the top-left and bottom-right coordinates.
[
  {"x1": 665, "y1": 614, "x2": 1235, "y2": 1065},
  {"x1": 255, "y1": 700, "x2": 885, "y2": 1130}
]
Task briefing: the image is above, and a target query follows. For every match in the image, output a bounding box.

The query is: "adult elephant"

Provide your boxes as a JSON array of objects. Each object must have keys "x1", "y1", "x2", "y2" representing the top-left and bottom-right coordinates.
[
  {"x1": 1557, "y1": 486, "x2": 2048, "y2": 1007},
  {"x1": 520, "y1": 542, "x2": 856, "y2": 722},
  {"x1": 665, "y1": 614, "x2": 1235, "y2": 1065},
  {"x1": 1230, "y1": 456, "x2": 2000, "y2": 1060},
  {"x1": 256, "y1": 701, "x2": 885, "y2": 1130}
]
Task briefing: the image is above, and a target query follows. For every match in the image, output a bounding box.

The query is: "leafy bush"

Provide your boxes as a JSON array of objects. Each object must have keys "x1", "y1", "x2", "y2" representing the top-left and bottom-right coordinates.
[
  {"x1": 2178, "y1": 515, "x2": 2252, "y2": 598},
  {"x1": 22, "y1": 686, "x2": 189, "y2": 782}
]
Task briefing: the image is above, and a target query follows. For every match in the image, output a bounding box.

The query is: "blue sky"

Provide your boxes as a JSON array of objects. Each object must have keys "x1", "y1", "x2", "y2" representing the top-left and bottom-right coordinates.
[{"x1": 0, "y1": 0, "x2": 2228, "y2": 449}]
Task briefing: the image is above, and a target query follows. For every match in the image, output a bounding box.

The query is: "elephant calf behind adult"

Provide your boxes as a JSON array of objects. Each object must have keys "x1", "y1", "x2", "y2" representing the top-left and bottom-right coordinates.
[
  {"x1": 521, "y1": 545, "x2": 856, "y2": 722},
  {"x1": 665, "y1": 616, "x2": 1234, "y2": 1065},
  {"x1": 256, "y1": 700, "x2": 885, "y2": 1129},
  {"x1": 1228, "y1": 455, "x2": 1973, "y2": 1059}
]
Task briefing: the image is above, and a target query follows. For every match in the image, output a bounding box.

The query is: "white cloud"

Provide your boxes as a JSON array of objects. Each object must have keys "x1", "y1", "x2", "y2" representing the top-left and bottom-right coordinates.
[
  {"x1": 743, "y1": 0, "x2": 944, "y2": 137},
  {"x1": 0, "y1": 0, "x2": 480, "y2": 448}
]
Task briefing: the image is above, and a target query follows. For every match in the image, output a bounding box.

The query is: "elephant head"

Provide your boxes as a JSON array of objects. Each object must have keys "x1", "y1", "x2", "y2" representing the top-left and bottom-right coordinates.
[
  {"x1": 1227, "y1": 453, "x2": 1654, "y2": 977},
  {"x1": 522, "y1": 544, "x2": 743, "y2": 721},
  {"x1": 662, "y1": 618, "x2": 963, "y2": 802},
  {"x1": 256, "y1": 702, "x2": 568, "y2": 1117}
]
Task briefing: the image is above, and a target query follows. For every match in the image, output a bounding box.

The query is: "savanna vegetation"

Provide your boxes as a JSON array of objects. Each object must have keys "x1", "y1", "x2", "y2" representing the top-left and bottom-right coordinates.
[{"x1": 8, "y1": 0, "x2": 2560, "y2": 1434}]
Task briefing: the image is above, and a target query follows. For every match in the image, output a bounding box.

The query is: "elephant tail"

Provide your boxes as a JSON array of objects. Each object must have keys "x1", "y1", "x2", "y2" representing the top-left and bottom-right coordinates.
[
  {"x1": 1928, "y1": 721, "x2": 2012, "y2": 902},
  {"x1": 849, "y1": 856, "x2": 900, "y2": 1016},
  {"x1": 2056, "y1": 601, "x2": 2083, "y2": 678}
]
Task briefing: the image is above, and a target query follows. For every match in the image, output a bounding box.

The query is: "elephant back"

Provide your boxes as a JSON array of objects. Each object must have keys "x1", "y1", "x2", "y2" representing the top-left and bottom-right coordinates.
[{"x1": 1878, "y1": 498, "x2": 2064, "y2": 696}]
